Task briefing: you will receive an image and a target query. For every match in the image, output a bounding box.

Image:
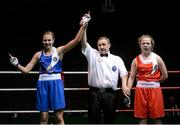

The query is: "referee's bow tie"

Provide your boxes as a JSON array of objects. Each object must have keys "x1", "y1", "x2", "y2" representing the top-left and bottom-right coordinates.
[{"x1": 100, "y1": 54, "x2": 108, "y2": 57}]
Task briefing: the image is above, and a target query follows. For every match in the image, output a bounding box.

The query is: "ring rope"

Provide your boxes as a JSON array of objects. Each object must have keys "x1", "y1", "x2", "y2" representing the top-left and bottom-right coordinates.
[
  {"x1": 0, "y1": 87, "x2": 180, "y2": 91},
  {"x1": 1, "y1": 71, "x2": 180, "y2": 114},
  {"x1": 0, "y1": 71, "x2": 180, "y2": 74},
  {"x1": 0, "y1": 110, "x2": 88, "y2": 113},
  {"x1": 0, "y1": 88, "x2": 89, "y2": 91},
  {"x1": 1, "y1": 109, "x2": 180, "y2": 113},
  {"x1": 0, "y1": 71, "x2": 88, "y2": 74}
]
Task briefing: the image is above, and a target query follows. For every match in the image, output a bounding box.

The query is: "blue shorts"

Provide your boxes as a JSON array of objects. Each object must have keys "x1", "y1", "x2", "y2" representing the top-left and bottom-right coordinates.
[{"x1": 36, "y1": 78, "x2": 65, "y2": 112}]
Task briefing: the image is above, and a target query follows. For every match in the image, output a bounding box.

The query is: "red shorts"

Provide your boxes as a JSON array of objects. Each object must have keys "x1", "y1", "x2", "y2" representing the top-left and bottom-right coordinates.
[{"x1": 134, "y1": 87, "x2": 164, "y2": 118}]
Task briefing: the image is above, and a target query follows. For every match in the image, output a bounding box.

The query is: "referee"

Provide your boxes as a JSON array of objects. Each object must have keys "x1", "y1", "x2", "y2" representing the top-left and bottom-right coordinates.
[{"x1": 81, "y1": 12, "x2": 129, "y2": 124}]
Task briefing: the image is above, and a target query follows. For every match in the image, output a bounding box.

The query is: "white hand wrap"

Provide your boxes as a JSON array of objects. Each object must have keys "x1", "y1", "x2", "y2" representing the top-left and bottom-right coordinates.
[
  {"x1": 10, "y1": 57, "x2": 19, "y2": 66},
  {"x1": 124, "y1": 96, "x2": 131, "y2": 107},
  {"x1": 82, "y1": 14, "x2": 91, "y2": 24}
]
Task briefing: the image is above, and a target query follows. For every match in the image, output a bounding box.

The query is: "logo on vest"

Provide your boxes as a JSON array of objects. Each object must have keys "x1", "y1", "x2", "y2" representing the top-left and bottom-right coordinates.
[
  {"x1": 53, "y1": 57, "x2": 58, "y2": 62},
  {"x1": 153, "y1": 64, "x2": 158, "y2": 70},
  {"x1": 112, "y1": 66, "x2": 117, "y2": 72}
]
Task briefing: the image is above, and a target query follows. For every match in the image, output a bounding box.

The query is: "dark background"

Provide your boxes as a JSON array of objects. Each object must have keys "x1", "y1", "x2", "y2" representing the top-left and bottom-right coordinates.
[
  {"x1": 1, "y1": 0, "x2": 180, "y2": 124},
  {"x1": 1, "y1": 0, "x2": 180, "y2": 71}
]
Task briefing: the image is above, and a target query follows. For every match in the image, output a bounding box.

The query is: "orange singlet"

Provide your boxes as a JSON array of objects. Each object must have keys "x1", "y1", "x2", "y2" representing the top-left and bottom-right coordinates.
[{"x1": 134, "y1": 54, "x2": 165, "y2": 118}]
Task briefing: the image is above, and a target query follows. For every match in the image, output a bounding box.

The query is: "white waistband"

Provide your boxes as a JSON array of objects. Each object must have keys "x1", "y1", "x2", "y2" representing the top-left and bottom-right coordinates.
[
  {"x1": 136, "y1": 81, "x2": 160, "y2": 88},
  {"x1": 38, "y1": 73, "x2": 61, "y2": 81}
]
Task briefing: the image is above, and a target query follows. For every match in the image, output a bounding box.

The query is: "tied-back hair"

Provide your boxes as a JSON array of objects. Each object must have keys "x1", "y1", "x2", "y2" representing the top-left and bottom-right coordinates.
[
  {"x1": 42, "y1": 31, "x2": 55, "y2": 41},
  {"x1": 138, "y1": 34, "x2": 155, "y2": 51}
]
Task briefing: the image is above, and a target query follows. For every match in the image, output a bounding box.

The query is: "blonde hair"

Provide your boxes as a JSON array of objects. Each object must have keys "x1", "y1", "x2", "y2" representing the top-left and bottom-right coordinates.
[
  {"x1": 42, "y1": 31, "x2": 55, "y2": 40},
  {"x1": 138, "y1": 34, "x2": 155, "y2": 51}
]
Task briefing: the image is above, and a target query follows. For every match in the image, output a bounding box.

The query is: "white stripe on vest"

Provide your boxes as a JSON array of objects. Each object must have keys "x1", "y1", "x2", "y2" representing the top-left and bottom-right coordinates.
[{"x1": 46, "y1": 47, "x2": 59, "y2": 72}]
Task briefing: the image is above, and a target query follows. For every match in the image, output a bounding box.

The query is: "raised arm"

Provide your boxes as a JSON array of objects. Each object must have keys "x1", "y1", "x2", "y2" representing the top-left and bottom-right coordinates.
[
  {"x1": 57, "y1": 12, "x2": 91, "y2": 54},
  {"x1": 81, "y1": 25, "x2": 88, "y2": 51},
  {"x1": 9, "y1": 52, "x2": 40, "y2": 74},
  {"x1": 81, "y1": 11, "x2": 90, "y2": 50}
]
